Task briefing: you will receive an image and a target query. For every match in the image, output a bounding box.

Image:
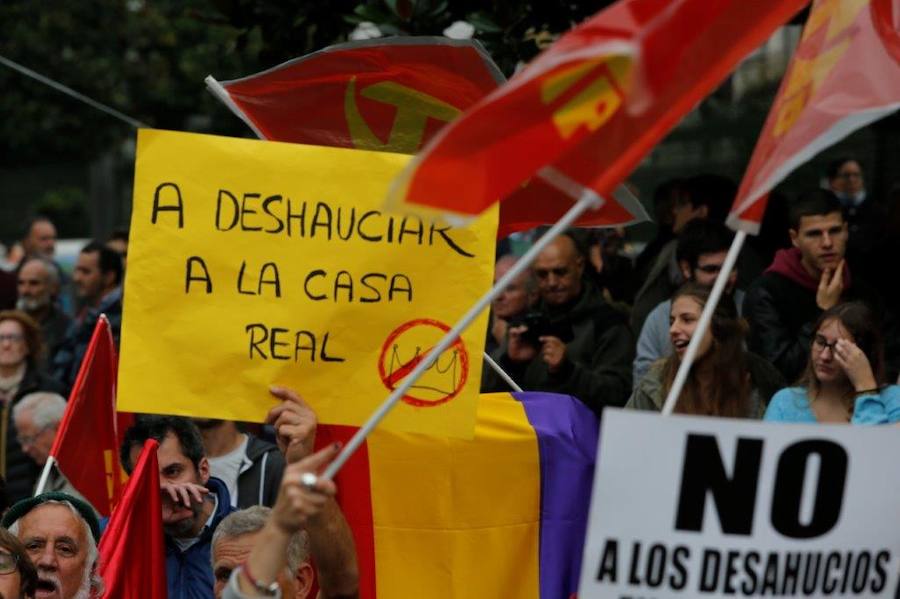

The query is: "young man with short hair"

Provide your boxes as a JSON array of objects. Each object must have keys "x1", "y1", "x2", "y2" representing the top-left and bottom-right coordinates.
[{"x1": 744, "y1": 190, "x2": 867, "y2": 382}]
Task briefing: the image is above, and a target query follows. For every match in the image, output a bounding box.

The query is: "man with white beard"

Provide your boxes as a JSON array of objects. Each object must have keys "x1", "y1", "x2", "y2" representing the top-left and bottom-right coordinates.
[
  {"x1": 2, "y1": 493, "x2": 103, "y2": 599},
  {"x1": 16, "y1": 258, "x2": 70, "y2": 368}
]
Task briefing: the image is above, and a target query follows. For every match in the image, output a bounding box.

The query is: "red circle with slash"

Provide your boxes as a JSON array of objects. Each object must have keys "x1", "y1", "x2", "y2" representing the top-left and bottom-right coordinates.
[{"x1": 377, "y1": 318, "x2": 469, "y2": 407}]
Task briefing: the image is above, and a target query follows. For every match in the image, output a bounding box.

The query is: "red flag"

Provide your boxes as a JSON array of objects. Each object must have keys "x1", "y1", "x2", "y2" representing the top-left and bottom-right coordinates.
[
  {"x1": 98, "y1": 439, "x2": 166, "y2": 599},
  {"x1": 388, "y1": 0, "x2": 809, "y2": 232},
  {"x1": 729, "y1": 0, "x2": 900, "y2": 232},
  {"x1": 206, "y1": 38, "x2": 647, "y2": 236},
  {"x1": 207, "y1": 37, "x2": 502, "y2": 154},
  {"x1": 50, "y1": 315, "x2": 124, "y2": 516}
]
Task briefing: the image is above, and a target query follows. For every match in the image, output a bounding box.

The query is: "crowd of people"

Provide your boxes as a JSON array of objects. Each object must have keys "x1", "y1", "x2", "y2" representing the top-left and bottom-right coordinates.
[
  {"x1": 0, "y1": 156, "x2": 896, "y2": 598},
  {"x1": 483, "y1": 158, "x2": 900, "y2": 425}
]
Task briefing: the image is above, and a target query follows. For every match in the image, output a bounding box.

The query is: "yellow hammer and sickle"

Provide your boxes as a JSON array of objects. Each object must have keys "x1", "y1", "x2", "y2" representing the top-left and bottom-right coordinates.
[
  {"x1": 540, "y1": 56, "x2": 631, "y2": 140},
  {"x1": 344, "y1": 78, "x2": 461, "y2": 153}
]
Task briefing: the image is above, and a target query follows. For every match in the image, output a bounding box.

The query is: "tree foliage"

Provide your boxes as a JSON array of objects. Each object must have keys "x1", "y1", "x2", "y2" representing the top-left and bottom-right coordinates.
[{"x1": 0, "y1": 0, "x2": 615, "y2": 165}]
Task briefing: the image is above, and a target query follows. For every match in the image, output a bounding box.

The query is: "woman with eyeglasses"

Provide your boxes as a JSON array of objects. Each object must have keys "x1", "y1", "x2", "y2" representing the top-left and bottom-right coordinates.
[
  {"x1": 764, "y1": 302, "x2": 900, "y2": 423},
  {"x1": 0, "y1": 527, "x2": 36, "y2": 599},
  {"x1": 626, "y1": 283, "x2": 784, "y2": 417},
  {"x1": 0, "y1": 311, "x2": 64, "y2": 502}
]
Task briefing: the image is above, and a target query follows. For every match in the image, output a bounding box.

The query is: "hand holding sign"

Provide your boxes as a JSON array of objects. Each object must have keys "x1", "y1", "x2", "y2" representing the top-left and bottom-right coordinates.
[{"x1": 266, "y1": 386, "x2": 318, "y2": 464}]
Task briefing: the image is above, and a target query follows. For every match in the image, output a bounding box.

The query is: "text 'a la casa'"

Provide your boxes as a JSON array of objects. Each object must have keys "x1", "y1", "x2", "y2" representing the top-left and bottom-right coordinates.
[{"x1": 185, "y1": 257, "x2": 414, "y2": 303}]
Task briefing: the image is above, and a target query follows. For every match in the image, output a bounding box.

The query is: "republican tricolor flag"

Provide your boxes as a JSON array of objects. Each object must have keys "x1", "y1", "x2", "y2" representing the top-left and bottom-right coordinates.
[{"x1": 317, "y1": 392, "x2": 598, "y2": 599}]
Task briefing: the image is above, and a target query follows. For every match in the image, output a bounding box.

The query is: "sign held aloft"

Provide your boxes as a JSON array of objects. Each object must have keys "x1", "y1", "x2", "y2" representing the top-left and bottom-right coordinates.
[
  {"x1": 118, "y1": 129, "x2": 497, "y2": 437},
  {"x1": 579, "y1": 410, "x2": 900, "y2": 598}
]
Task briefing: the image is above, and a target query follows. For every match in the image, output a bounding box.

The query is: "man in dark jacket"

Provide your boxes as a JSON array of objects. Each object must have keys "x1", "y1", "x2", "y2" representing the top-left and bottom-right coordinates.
[
  {"x1": 16, "y1": 257, "x2": 71, "y2": 369},
  {"x1": 121, "y1": 416, "x2": 236, "y2": 599},
  {"x1": 744, "y1": 190, "x2": 887, "y2": 383},
  {"x1": 484, "y1": 233, "x2": 633, "y2": 415},
  {"x1": 195, "y1": 419, "x2": 285, "y2": 509},
  {"x1": 53, "y1": 241, "x2": 123, "y2": 391}
]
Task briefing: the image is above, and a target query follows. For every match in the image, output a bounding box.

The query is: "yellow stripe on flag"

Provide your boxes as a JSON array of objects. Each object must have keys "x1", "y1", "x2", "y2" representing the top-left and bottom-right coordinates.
[{"x1": 368, "y1": 393, "x2": 540, "y2": 598}]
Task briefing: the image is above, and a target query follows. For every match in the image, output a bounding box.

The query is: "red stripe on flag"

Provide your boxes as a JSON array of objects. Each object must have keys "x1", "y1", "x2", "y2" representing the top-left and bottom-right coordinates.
[{"x1": 316, "y1": 425, "x2": 377, "y2": 599}]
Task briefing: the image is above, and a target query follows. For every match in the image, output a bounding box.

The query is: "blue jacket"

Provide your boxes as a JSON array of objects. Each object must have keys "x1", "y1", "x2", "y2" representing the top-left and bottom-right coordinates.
[
  {"x1": 166, "y1": 477, "x2": 235, "y2": 599},
  {"x1": 764, "y1": 385, "x2": 900, "y2": 424},
  {"x1": 52, "y1": 286, "x2": 123, "y2": 392}
]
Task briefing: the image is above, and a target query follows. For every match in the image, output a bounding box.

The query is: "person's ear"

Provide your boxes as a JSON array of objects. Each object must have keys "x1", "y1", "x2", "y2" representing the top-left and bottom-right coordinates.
[
  {"x1": 789, "y1": 228, "x2": 799, "y2": 248},
  {"x1": 198, "y1": 456, "x2": 210, "y2": 484},
  {"x1": 294, "y1": 562, "x2": 314, "y2": 599},
  {"x1": 678, "y1": 260, "x2": 693, "y2": 281}
]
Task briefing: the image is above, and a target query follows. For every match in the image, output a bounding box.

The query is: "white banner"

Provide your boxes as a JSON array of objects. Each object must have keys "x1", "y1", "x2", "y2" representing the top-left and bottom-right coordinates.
[{"x1": 579, "y1": 409, "x2": 900, "y2": 598}]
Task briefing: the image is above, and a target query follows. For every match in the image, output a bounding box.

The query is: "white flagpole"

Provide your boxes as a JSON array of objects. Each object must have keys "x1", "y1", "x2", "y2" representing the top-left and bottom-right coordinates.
[
  {"x1": 321, "y1": 191, "x2": 604, "y2": 479},
  {"x1": 660, "y1": 230, "x2": 747, "y2": 415},
  {"x1": 34, "y1": 455, "x2": 56, "y2": 496},
  {"x1": 483, "y1": 352, "x2": 523, "y2": 392}
]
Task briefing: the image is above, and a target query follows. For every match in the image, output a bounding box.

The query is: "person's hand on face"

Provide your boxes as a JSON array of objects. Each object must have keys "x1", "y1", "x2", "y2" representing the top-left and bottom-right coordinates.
[
  {"x1": 160, "y1": 482, "x2": 208, "y2": 530},
  {"x1": 833, "y1": 338, "x2": 877, "y2": 392},
  {"x1": 816, "y1": 260, "x2": 844, "y2": 310}
]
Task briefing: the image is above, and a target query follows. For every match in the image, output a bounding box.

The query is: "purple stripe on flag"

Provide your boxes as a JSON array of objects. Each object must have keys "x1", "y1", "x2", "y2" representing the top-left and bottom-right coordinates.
[{"x1": 515, "y1": 392, "x2": 600, "y2": 599}]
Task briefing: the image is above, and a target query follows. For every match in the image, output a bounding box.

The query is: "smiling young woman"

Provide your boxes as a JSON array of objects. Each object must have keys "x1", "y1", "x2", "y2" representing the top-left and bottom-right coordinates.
[
  {"x1": 626, "y1": 283, "x2": 784, "y2": 417},
  {"x1": 764, "y1": 302, "x2": 900, "y2": 424}
]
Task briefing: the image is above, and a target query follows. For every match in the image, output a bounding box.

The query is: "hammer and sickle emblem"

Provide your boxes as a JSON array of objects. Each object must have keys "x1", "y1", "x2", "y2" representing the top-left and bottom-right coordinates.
[
  {"x1": 539, "y1": 56, "x2": 631, "y2": 139},
  {"x1": 344, "y1": 78, "x2": 461, "y2": 153}
]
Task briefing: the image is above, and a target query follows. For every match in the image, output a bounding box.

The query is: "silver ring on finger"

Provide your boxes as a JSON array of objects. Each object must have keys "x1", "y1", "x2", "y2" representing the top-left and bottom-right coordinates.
[{"x1": 300, "y1": 472, "x2": 318, "y2": 491}]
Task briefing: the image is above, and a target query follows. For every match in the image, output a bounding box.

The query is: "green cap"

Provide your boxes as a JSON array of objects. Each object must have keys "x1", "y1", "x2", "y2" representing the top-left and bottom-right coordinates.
[{"x1": 2, "y1": 492, "x2": 101, "y2": 543}]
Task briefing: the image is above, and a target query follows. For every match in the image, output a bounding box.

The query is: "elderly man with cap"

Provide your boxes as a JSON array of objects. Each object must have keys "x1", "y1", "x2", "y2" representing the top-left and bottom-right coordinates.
[
  {"x1": 2, "y1": 491, "x2": 104, "y2": 599},
  {"x1": 0, "y1": 527, "x2": 38, "y2": 599}
]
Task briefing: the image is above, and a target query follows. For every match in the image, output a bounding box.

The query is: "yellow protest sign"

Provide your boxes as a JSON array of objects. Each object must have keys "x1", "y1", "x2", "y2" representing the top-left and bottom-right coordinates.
[{"x1": 119, "y1": 129, "x2": 497, "y2": 437}]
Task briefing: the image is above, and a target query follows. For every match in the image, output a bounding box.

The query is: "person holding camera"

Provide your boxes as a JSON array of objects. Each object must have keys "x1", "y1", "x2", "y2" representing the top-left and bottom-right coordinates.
[{"x1": 482, "y1": 233, "x2": 633, "y2": 416}]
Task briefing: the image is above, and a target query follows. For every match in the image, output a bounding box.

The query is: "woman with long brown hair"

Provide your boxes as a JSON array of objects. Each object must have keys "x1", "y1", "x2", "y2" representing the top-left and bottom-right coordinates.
[
  {"x1": 764, "y1": 302, "x2": 900, "y2": 423},
  {"x1": 626, "y1": 282, "x2": 783, "y2": 417}
]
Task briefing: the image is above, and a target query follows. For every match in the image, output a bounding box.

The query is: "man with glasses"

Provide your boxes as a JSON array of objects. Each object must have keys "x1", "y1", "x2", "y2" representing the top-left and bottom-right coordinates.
[
  {"x1": 825, "y1": 156, "x2": 885, "y2": 281},
  {"x1": 12, "y1": 393, "x2": 92, "y2": 507},
  {"x1": 632, "y1": 220, "x2": 746, "y2": 387},
  {"x1": 485, "y1": 233, "x2": 633, "y2": 416},
  {"x1": 2, "y1": 492, "x2": 104, "y2": 599},
  {"x1": 0, "y1": 528, "x2": 37, "y2": 599}
]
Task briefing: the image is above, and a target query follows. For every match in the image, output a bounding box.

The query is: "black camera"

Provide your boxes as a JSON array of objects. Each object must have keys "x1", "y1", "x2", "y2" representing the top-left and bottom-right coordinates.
[{"x1": 507, "y1": 311, "x2": 575, "y2": 347}]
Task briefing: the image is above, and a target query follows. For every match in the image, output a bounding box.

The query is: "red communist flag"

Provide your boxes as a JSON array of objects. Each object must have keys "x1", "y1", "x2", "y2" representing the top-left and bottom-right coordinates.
[
  {"x1": 98, "y1": 439, "x2": 166, "y2": 599},
  {"x1": 207, "y1": 37, "x2": 502, "y2": 154},
  {"x1": 729, "y1": 0, "x2": 900, "y2": 232},
  {"x1": 206, "y1": 37, "x2": 648, "y2": 236},
  {"x1": 50, "y1": 315, "x2": 124, "y2": 516},
  {"x1": 388, "y1": 0, "x2": 809, "y2": 232}
]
